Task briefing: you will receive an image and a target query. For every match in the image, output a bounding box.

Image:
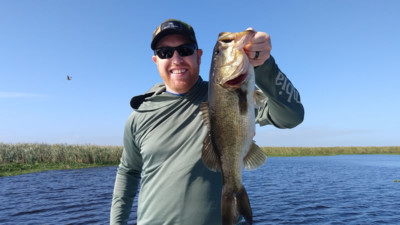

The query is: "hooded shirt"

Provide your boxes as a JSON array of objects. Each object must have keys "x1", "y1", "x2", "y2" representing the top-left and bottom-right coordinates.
[{"x1": 111, "y1": 56, "x2": 304, "y2": 225}]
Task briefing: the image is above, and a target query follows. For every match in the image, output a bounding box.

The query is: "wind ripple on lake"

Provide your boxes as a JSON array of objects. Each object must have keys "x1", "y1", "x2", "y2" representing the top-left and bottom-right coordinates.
[
  {"x1": 0, "y1": 167, "x2": 127, "y2": 225},
  {"x1": 1, "y1": 155, "x2": 399, "y2": 224},
  {"x1": 243, "y1": 155, "x2": 400, "y2": 224}
]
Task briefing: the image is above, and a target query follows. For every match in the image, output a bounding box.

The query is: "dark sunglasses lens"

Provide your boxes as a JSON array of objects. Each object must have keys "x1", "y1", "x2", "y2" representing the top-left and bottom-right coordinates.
[
  {"x1": 176, "y1": 45, "x2": 195, "y2": 57},
  {"x1": 156, "y1": 48, "x2": 174, "y2": 59},
  {"x1": 155, "y1": 44, "x2": 196, "y2": 59}
]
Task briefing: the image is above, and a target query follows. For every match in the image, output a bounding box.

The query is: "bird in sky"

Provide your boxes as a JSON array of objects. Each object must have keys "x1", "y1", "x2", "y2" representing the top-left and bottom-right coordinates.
[{"x1": 67, "y1": 75, "x2": 72, "y2": 80}]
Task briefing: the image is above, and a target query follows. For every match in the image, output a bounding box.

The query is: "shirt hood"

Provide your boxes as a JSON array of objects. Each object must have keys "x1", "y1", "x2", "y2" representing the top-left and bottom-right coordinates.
[{"x1": 130, "y1": 76, "x2": 207, "y2": 112}]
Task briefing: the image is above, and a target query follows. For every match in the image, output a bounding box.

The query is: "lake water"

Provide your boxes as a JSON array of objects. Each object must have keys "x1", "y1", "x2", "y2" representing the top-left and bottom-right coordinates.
[{"x1": 1, "y1": 155, "x2": 399, "y2": 224}]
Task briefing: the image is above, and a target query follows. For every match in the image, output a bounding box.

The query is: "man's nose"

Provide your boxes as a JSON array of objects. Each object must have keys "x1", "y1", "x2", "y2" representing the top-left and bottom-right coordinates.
[{"x1": 171, "y1": 50, "x2": 183, "y2": 62}]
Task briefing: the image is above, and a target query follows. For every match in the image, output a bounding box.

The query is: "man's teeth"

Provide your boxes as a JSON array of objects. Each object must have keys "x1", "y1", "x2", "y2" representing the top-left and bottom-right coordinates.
[{"x1": 171, "y1": 69, "x2": 187, "y2": 74}]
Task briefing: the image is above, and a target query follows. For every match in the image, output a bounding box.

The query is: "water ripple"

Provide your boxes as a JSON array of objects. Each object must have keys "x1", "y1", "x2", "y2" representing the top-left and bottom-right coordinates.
[{"x1": 1, "y1": 155, "x2": 400, "y2": 224}]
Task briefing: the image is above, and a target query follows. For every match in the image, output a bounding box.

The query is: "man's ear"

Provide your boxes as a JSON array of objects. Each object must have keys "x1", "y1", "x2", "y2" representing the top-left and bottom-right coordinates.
[
  {"x1": 152, "y1": 55, "x2": 157, "y2": 63},
  {"x1": 197, "y1": 49, "x2": 203, "y2": 64}
]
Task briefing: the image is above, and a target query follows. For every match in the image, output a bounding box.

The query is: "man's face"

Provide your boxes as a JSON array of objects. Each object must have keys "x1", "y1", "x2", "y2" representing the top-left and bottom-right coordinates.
[{"x1": 152, "y1": 34, "x2": 203, "y2": 94}]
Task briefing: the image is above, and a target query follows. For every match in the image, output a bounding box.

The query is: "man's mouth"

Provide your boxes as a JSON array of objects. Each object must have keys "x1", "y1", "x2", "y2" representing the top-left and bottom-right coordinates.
[{"x1": 170, "y1": 69, "x2": 188, "y2": 74}]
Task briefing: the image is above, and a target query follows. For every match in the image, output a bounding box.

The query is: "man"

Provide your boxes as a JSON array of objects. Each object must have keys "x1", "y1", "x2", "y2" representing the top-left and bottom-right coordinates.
[{"x1": 111, "y1": 19, "x2": 304, "y2": 225}]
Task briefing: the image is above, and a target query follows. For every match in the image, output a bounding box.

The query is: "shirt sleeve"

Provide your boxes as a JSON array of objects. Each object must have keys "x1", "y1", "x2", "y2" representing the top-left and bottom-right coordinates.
[
  {"x1": 110, "y1": 113, "x2": 143, "y2": 225},
  {"x1": 254, "y1": 56, "x2": 305, "y2": 128}
]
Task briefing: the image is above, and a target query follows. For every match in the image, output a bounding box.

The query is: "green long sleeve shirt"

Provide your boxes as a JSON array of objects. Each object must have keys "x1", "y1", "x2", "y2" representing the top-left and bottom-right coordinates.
[{"x1": 110, "y1": 56, "x2": 304, "y2": 225}]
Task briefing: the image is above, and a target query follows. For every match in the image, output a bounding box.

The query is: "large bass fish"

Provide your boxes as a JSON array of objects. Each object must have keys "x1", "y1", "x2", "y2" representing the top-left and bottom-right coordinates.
[{"x1": 200, "y1": 29, "x2": 268, "y2": 225}]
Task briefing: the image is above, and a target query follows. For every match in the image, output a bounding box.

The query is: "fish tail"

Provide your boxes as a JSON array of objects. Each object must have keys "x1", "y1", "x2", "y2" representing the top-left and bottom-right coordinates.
[{"x1": 222, "y1": 184, "x2": 253, "y2": 225}]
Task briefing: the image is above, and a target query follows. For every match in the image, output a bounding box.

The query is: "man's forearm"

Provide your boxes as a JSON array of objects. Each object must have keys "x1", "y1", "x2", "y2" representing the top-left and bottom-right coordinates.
[{"x1": 255, "y1": 56, "x2": 304, "y2": 128}]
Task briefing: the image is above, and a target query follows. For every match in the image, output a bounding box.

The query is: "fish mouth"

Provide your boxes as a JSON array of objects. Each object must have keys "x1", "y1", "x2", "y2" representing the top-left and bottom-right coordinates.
[{"x1": 224, "y1": 73, "x2": 248, "y2": 87}]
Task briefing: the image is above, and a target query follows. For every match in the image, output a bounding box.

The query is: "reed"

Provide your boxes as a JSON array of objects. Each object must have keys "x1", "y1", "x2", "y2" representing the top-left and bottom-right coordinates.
[
  {"x1": 2, "y1": 143, "x2": 400, "y2": 176},
  {"x1": 0, "y1": 143, "x2": 123, "y2": 176},
  {"x1": 261, "y1": 146, "x2": 400, "y2": 157}
]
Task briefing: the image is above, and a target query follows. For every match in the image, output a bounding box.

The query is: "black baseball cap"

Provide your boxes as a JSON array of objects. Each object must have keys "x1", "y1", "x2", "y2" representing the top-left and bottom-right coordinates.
[{"x1": 151, "y1": 19, "x2": 198, "y2": 50}]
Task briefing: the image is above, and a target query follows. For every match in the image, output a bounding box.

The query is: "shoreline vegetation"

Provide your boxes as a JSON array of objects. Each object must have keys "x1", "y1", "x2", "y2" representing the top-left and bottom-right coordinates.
[
  {"x1": 0, "y1": 143, "x2": 123, "y2": 177},
  {"x1": 1, "y1": 143, "x2": 400, "y2": 177}
]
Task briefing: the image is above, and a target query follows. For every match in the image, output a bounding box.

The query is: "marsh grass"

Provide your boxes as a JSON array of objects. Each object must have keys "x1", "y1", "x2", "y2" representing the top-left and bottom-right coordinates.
[
  {"x1": 0, "y1": 143, "x2": 123, "y2": 176},
  {"x1": 1, "y1": 143, "x2": 400, "y2": 176}
]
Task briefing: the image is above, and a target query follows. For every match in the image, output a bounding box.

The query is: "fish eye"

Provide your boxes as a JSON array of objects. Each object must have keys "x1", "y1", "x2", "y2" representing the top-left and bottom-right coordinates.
[{"x1": 220, "y1": 39, "x2": 233, "y2": 43}]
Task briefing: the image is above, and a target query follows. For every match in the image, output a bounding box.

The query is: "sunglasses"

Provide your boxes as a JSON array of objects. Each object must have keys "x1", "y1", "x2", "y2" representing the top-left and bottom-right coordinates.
[{"x1": 154, "y1": 44, "x2": 197, "y2": 59}]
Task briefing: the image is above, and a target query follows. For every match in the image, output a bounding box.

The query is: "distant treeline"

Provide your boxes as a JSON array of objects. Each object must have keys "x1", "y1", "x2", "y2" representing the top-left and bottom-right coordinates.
[{"x1": 1, "y1": 143, "x2": 400, "y2": 176}]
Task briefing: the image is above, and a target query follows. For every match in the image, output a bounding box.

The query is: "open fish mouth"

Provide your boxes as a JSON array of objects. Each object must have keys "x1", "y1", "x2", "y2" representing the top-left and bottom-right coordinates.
[{"x1": 224, "y1": 73, "x2": 248, "y2": 87}]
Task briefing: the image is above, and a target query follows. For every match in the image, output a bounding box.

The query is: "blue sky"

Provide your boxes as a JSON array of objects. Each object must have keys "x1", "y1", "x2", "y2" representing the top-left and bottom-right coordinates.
[{"x1": 1, "y1": 0, "x2": 399, "y2": 147}]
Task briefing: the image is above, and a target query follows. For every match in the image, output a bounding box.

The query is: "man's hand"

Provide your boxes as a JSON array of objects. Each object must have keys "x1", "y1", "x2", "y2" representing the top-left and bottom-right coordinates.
[{"x1": 244, "y1": 28, "x2": 272, "y2": 67}]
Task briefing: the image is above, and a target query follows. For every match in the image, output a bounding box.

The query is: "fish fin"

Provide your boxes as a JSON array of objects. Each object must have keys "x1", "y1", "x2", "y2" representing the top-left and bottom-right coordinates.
[
  {"x1": 237, "y1": 185, "x2": 253, "y2": 225},
  {"x1": 201, "y1": 133, "x2": 221, "y2": 172},
  {"x1": 243, "y1": 141, "x2": 267, "y2": 170},
  {"x1": 200, "y1": 102, "x2": 221, "y2": 171},
  {"x1": 221, "y1": 184, "x2": 239, "y2": 225},
  {"x1": 200, "y1": 102, "x2": 211, "y2": 130},
  {"x1": 222, "y1": 184, "x2": 253, "y2": 225},
  {"x1": 253, "y1": 88, "x2": 268, "y2": 108}
]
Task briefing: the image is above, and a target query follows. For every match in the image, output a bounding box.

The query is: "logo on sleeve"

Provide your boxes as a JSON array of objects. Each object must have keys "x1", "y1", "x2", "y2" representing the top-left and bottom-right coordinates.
[{"x1": 275, "y1": 72, "x2": 301, "y2": 104}]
